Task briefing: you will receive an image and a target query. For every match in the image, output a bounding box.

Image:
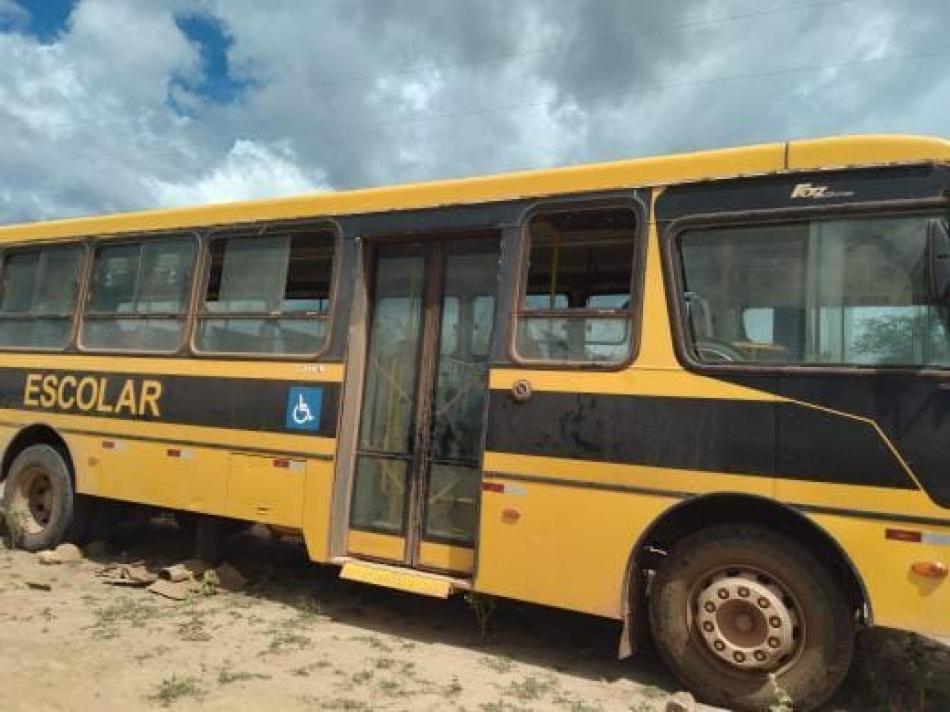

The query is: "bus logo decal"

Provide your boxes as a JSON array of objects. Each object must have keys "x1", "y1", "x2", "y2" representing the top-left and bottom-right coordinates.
[
  {"x1": 285, "y1": 386, "x2": 322, "y2": 432},
  {"x1": 790, "y1": 182, "x2": 854, "y2": 199}
]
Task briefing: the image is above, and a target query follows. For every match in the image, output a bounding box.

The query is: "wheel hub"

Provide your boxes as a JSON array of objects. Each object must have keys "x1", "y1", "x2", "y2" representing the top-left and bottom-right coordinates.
[
  {"x1": 8, "y1": 466, "x2": 54, "y2": 535},
  {"x1": 28, "y1": 473, "x2": 53, "y2": 527},
  {"x1": 694, "y1": 572, "x2": 799, "y2": 671}
]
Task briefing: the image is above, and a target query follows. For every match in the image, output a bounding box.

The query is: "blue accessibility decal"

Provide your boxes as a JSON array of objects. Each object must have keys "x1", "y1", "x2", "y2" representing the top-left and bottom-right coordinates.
[{"x1": 285, "y1": 386, "x2": 323, "y2": 432}]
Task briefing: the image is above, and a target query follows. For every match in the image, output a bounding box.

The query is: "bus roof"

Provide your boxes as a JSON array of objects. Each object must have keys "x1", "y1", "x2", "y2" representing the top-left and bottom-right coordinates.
[{"x1": 1, "y1": 134, "x2": 948, "y2": 242}]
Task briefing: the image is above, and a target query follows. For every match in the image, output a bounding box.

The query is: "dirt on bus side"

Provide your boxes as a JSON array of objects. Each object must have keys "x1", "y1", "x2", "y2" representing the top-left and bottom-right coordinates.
[{"x1": 0, "y1": 520, "x2": 946, "y2": 712}]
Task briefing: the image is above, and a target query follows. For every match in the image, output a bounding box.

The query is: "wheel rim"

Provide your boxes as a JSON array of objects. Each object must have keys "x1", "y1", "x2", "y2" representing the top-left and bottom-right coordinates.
[
  {"x1": 10, "y1": 466, "x2": 54, "y2": 535},
  {"x1": 690, "y1": 567, "x2": 804, "y2": 674}
]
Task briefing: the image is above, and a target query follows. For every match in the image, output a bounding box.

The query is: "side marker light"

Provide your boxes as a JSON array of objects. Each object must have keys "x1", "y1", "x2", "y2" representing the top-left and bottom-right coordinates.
[{"x1": 911, "y1": 561, "x2": 948, "y2": 578}]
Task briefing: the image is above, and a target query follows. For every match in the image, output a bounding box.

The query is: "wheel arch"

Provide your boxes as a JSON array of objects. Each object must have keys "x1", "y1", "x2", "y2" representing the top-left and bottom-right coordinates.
[
  {"x1": 622, "y1": 492, "x2": 871, "y2": 636},
  {"x1": 1, "y1": 422, "x2": 76, "y2": 485}
]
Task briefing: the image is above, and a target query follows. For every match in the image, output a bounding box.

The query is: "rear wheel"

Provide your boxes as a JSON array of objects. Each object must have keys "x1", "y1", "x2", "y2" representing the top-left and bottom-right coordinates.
[
  {"x1": 648, "y1": 524, "x2": 854, "y2": 711},
  {"x1": 2, "y1": 444, "x2": 80, "y2": 551}
]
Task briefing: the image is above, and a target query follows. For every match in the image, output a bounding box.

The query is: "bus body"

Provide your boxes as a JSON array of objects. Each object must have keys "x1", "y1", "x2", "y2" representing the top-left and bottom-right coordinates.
[{"x1": 0, "y1": 134, "x2": 948, "y2": 710}]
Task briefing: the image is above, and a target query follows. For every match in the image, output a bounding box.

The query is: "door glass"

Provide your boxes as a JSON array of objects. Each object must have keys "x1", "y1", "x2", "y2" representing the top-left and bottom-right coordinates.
[
  {"x1": 424, "y1": 246, "x2": 497, "y2": 545},
  {"x1": 350, "y1": 457, "x2": 409, "y2": 534},
  {"x1": 425, "y1": 463, "x2": 480, "y2": 543},
  {"x1": 350, "y1": 250, "x2": 426, "y2": 534}
]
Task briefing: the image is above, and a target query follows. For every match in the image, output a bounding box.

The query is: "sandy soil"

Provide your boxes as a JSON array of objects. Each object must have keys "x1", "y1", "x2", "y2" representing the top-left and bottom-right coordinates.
[{"x1": 0, "y1": 521, "x2": 946, "y2": 712}]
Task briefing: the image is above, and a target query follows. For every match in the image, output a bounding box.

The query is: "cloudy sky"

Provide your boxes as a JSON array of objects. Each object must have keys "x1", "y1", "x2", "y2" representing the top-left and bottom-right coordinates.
[{"x1": 0, "y1": 0, "x2": 947, "y2": 224}]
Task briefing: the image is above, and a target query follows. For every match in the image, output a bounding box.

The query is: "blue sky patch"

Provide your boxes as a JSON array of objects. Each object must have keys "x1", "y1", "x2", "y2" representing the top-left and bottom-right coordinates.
[
  {"x1": 3, "y1": 0, "x2": 75, "y2": 43},
  {"x1": 173, "y1": 11, "x2": 252, "y2": 106}
]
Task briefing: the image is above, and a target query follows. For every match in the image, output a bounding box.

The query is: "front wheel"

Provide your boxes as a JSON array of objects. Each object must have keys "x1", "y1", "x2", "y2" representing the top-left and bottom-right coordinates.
[
  {"x1": 648, "y1": 524, "x2": 855, "y2": 712},
  {"x1": 2, "y1": 444, "x2": 83, "y2": 551}
]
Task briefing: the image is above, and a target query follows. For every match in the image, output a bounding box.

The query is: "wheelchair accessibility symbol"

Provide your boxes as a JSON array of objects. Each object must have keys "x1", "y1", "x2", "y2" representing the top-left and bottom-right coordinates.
[{"x1": 285, "y1": 387, "x2": 322, "y2": 432}]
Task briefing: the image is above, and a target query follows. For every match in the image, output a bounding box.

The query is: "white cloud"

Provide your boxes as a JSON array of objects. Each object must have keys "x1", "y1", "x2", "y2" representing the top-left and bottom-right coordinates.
[
  {"x1": 0, "y1": 0, "x2": 947, "y2": 225},
  {"x1": 146, "y1": 139, "x2": 326, "y2": 206}
]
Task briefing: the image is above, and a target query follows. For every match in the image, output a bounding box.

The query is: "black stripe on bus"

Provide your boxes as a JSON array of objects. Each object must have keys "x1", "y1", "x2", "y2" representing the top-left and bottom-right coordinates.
[
  {"x1": 485, "y1": 389, "x2": 915, "y2": 491},
  {"x1": 0, "y1": 367, "x2": 340, "y2": 438}
]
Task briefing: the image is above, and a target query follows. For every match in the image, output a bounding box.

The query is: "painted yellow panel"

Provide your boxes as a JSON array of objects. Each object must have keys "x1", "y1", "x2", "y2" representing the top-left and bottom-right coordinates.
[
  {"x1": 83, "y1": 435, "x2": 228, "y2": 514},
  {"x1": 812, "y1": 514, "x2": 950, "y2": 636},
  {"x1": 787, "y1": 134, "x2": 950, "y2": 171},
  {"x1": 475, "y1": 476, "x2": 676, "y2": 618},
  {"x1": 347, "y1": 529, "x2": 405, "y2": 562},
  {"x1": 301, "y1": 457, "x2": 336, "y2": 563},
  {"x1": 488, "y1": 366, "x2": 783, "y2": 401},
  {"x1": 340, "y1": 561, "x2": 453, "y2": 598},
  {"x1": 777, "y1": 478, "x2": 948, "y2": 522},
  {"x1": 0, "y1": 426, "x2": 16, "y2": 458},
  {"x1": 483, "y1": 451, "x2": 776, "y2": 500},
  {"x1": 637, "y1": 208, "x2": 678, "y2": 368},
  {"x1": 226, "y1": 454, "x2": 305, "y2": 528},
  {"x1": 418, "y1": 541, "x2": 474, "y2": 574},
  {"x1": 0, "y1": 352, "x2": 343, "y2": 382}
]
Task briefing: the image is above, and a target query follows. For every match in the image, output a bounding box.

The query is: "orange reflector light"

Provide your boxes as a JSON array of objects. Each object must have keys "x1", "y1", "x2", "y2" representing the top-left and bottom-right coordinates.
[
  {"x1": 911, "y1": 561, "x2": 948, "y2": 578},
  {"x1": 885, "y1": 528, "x2": 922, "y2": 543},
  {"x1": 501, "y1": 507, "x2": 521, "y2": 523},
  {"x1": 273, "y1": 458, "x2": 290, "y2": 468},
  {"x1": 166, "y1": 448, "x2": 182, "y2": 458}
]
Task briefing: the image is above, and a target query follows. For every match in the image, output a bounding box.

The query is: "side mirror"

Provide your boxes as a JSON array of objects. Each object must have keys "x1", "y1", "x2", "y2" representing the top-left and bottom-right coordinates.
[{"x1": 927, "y1": 218, "x2": 950, "y2": 304}]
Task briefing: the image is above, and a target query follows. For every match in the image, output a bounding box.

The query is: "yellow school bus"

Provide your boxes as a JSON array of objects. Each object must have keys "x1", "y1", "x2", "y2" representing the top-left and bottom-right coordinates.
[{"x1": 1, "y1": 134, "x2": 948, "y2": 710}]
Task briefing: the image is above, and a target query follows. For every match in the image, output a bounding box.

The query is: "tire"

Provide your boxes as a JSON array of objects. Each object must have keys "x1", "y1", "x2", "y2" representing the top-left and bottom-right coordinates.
[
  {"x1": 2, "y1": 444, "x2": 80, "y2": 552},
  {"x1": 648, "y1": 524, "x2": 855, "y2": 712}
]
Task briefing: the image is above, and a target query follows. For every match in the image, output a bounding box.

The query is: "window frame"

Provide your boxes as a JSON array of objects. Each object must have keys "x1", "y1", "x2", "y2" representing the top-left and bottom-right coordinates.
[
  {"x1": 0, "y1": 238, "x2": 89, "y2": 353},
  {"x1": 663, "y1": 197, "x2": 950, "y2": 377},
  {"x1": 509, "y1": 197, "x2": 647, "y2": 370},
  {"x1": 76, "y1": 231, "x2": 201, "y2": 356},
  {"x1": 190, "y1": 220, "x2": 341, "y2": 360}
]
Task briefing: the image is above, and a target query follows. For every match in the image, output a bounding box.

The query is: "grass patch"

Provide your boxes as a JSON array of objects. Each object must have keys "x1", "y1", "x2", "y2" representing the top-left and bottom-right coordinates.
[
  {"x1": 350, "y1": 634, "x2": 394, "y2": 653},
  {"x1": 90, "y1": 597, "x2": 161, "y2": 640},
  {"x1": 148, "y1": 675, "x2": 205, "y2": 707},
  {"x1": 506, "y1": 674, "x2": 558, "y2": 702},
  {"x1": 480, "y1": 702, "x2": 532, "y2": 712},
  {"x1": 480, "y1": 655, "x2": 514, "y2": 674},
  {"x1": 217, "y1": 668, "x2": 271, "y2": 685},
  {"x1": 291, "y1": 660, "x2": 331, "y2": 677},
  {"x1": 318, "y1": 699, "x2": 373, "y2": 711},
  {"x1": 177, "y1": 612, "x2": 212, "y2": 642}
]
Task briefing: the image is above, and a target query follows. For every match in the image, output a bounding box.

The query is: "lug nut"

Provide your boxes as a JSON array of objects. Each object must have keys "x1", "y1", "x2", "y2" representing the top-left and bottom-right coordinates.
[
  {"x1": 770, "y1": 616, "x2": 782, "y2": 628},
  {"x1": 702, "y1": 621, "x2": 714, "y2": 633},
  {"x1": 738, "y1": 586, "x2": 750, "y2": 597},
  {"x1": 757, "y1": 598, "x2": 770, "y2": 608},
  {"x1": 704, "y1": 602, "x2": 716, "y2": 613},
  {"x1": 733, "y1": 652, "x2": 746, "y2": 663},
  {"x1": 768, "y1": 637, "x2": 781, "y2": 648},
  {"x1": 714, "y1": 640, "x2": 726, "y2": 651},
  {"x1": 754, "y1": 650, "x2": 767, "y2": 662},
  {"x1": 718, "y1": 589, "x2": 729, "y2": 600}
]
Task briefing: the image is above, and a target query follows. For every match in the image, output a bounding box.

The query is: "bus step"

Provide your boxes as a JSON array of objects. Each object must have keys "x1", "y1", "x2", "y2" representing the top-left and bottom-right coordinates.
[{"x1": 338, "y1": 560, "x2": 469, "y2": 598}]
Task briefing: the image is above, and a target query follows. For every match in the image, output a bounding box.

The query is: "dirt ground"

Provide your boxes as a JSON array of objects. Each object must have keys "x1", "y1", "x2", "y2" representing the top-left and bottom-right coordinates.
[{"x1": 0, "y1": 520, "x2": 947, "y2": 712}]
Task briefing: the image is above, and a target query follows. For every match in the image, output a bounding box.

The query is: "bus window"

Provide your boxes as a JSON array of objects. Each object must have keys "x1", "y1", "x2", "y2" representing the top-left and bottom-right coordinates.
[
  {"x1": 82, "y1": 236, "x2": 196, "y2": 352},
  {"x1": 515, "y1": 206, "x2": 638, "y2": 364},
  {"x1": 679, "y1": 214, "x2": 950, "y2": 367},
  {"x1": 0, "y1": 243, "x2": 83, "y2": 349},
  {"x1": 195, "y1": 228, "x2": 334, "y2": 356}
]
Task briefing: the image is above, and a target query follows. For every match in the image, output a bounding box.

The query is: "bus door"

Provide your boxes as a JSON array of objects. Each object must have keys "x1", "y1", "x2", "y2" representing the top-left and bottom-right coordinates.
[{"x1": 346, "y1": 237, "x2": 499, "y2": 575}]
